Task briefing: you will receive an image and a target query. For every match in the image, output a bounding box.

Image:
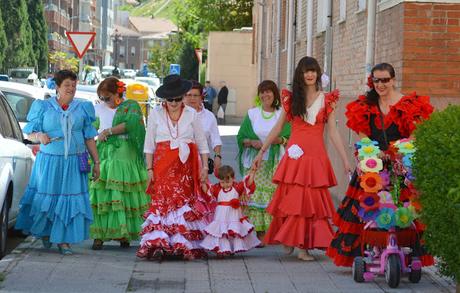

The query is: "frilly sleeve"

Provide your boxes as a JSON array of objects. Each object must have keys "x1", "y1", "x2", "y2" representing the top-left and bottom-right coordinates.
[
  {"x1": 118, "y1": 100, "x2": 146, "y2": 156},
  {"x1": 81, "y1": 101, "x2": 98, "y2": 139},
  {"x1": 281, "y1": 89, "x2": 293, "y2": 121},
  {"x1": 394, "y1": 93, "x2": 434, "y2": 137},
  {"x1": 345, "y1": 95, "x2": 372, "y2": 136},
  {"x1": 23, "y1": 99, "x2": 46, "y2": 134},
  {"x1": 324, "y1": 89, "x2": 340, "y2": 122}
]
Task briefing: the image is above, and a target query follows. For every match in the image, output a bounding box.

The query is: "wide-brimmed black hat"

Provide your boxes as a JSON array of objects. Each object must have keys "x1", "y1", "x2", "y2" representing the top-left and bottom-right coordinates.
[{"x1": 156, "y1": 74, "x2": 192, "y2": 99}]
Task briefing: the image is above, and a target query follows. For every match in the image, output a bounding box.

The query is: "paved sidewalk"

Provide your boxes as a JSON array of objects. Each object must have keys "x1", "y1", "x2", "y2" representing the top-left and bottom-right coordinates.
[{"x1": 0, "y1": 238, "x2": 456, "y2": 293}]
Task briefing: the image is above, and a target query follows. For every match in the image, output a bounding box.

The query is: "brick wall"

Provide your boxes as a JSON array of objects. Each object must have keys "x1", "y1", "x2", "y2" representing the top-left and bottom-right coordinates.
[{"x1": 402, "y1": 2, "x2": 460, "y2": 109}]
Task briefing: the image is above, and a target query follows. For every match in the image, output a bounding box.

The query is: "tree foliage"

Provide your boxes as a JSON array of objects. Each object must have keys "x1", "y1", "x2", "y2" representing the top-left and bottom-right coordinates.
[
  {"x1": 0, "y1": 0, "x2": 35, "y2": 70},
  {"x1": 0, "y1": 6, "x2": 8, "y2": 71},
  {"x1": 148, "y1": 34, "x2": 181, "y2": 78},
  {"x1": 413, "y1": 105, "x2": 460, "y2": 281},
  {"x1": 27, "y1": 0, "x2": 49, "y2": 76},
  {"x1": 49, "y1": 51, "x2": 79, "y2": 72},
  {"x1": 177, "y1": 39, "x2": 198, "y2": 80}
]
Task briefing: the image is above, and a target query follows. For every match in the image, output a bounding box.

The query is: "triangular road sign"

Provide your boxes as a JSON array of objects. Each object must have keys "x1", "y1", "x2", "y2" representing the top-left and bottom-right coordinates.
[{"x1": 66, "y1": 32, "x2": 96, "y2": 59}]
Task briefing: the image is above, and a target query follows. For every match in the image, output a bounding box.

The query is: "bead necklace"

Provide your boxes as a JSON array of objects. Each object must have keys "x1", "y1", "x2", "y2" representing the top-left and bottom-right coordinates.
[
  {"x1": 260, "y1": 106, "x2": 276, "y2": 120},
  {"x1": 165, "y1": 104, "x2": 184, "y2": 139}
]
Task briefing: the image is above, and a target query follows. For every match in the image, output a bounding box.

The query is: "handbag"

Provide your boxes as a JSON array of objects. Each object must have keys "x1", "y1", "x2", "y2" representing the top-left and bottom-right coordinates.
[
  {"x1": 207, "y1": 158, "x2": 214, "y2": 175},
  {"x1": 217, "y1": 106, "x2": 225, "y2": 119},
  {"x1": 78, "y1": 151, "x2": 91, "y2": 173}
]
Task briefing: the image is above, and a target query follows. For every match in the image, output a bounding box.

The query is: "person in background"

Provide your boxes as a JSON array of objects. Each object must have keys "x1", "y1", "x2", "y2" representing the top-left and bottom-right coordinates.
[
  {"x1": 90, "y1": 77, "x2": 149, "y2": 250},
  {"x1": 204, "y1": 81, "x2": 217, "y2": 113},
  {"x1": 217, "y1": 81, "x2": 228, "y2": 124},
  {"x1": 15, "y1": 69, "x2": 100, "y2": 255}
]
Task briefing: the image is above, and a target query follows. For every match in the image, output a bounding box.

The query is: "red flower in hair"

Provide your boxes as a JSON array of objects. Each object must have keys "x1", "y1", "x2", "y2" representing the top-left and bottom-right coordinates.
[
  {"x1": 367, "y1": 75, "x2": 374, "y2": 89},
  {"x1": 116, "y1": 81, "x2": 126, "y2": 93}
]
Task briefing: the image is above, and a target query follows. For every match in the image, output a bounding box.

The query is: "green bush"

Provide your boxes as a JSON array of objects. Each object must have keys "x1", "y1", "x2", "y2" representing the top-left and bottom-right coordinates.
[{"x1": 413, "y1": 105, "x2": 460, "y2": 281}]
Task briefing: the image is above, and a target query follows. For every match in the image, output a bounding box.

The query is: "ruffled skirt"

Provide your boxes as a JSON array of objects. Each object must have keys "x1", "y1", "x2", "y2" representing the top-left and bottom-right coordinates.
[
  {"x1": 15, "y1": 152, "x2": 93, "y2": 244},
  {"x1": 89, "y1": 139, "x2": 149, "y2": 241},
  {"x1": 264, "y1": 152, "x2": 336, "y2": 249}
]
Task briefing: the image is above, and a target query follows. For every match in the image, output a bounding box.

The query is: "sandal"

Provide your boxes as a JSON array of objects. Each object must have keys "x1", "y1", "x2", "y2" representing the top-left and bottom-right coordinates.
[
  {"x1": 297, "y1": 250, "x2": 315, "y2": 261},
  {"x1": 58, "y1": 244, "x2": 73, "y2": 255},
  {"x1": 41, "y1": 237, "x2": 52, "y2": 249},
  {"x1": 283, "y1": 245, "x2": 294, "y2": 255},
  {"x1": 120, "y1": 240, "x2": 130, "y2": 248},
  {"x1": 92, "y1": 239, "x2": 104, "y2": 250}
]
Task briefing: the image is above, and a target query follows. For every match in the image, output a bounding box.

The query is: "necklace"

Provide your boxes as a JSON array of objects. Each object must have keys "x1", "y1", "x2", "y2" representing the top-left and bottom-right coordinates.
[
  {"x1": 260, "y1": 107, "x2": 275, "y2": 120},
  {"x1": 165, "y1": 105, "x2": 184, "y2": 139}
]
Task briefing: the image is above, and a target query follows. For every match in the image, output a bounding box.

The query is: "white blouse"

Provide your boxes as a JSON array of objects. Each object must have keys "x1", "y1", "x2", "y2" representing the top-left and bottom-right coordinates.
[
  {"x1": 242, "y1": 107, "x2": 285, "y2": 167},
  {"x1": 144, "y1": 105, "x2": 209, "y2": 163},
  {"x1": 196, "y1": 107, "x2": 222, "y2": 151},
  {"x1": 94, "y1": 102, "x2": 116, "y2": 133}
]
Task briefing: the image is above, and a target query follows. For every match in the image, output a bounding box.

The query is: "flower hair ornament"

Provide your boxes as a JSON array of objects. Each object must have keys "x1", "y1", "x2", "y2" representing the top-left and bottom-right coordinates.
[
  {"x1": 367, "y1": 74, "x2": 374, "y2": 90},
  {"x1": 115, "y1": 81, "x2": 126, "y2": 106}
]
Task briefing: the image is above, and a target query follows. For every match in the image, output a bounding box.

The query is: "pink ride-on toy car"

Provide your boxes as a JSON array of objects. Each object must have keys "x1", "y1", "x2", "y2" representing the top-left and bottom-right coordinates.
[{"x1": 352, "y1": 223, "x2": 423, "y2": 288}]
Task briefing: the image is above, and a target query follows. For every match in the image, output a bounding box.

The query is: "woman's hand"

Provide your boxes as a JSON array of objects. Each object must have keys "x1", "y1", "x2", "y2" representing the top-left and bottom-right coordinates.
[
  {"x1": 251, "y1": 140, "x2": 263, "y2": 149},
  {"x1": 98, "y1": 129, "x2": 109, "y2": 142},
  {"x1": 343, "y1": 160, "x2": 352, "y2": 176},
  {"x1": 200, "y1": 168, "x2": 208, "y2": 183},
  {"x1": 243, "y1": 139, "x2": 252, "y2": 147},
  {"x1": 147, "y1": 169, "x2": 154, "y2": 183},
  {"x1": 213, "y1": 156, "x2": 222, "y2": 172},
  {"x1": 252, "y1": 151, "x2": 264, "y2": 170},
  {"x1": 92, "y1": 163, "x2": 100, "y2": 181},
  {"x1": 38, "y1": 133, "x2": 51, "y2": 145}
]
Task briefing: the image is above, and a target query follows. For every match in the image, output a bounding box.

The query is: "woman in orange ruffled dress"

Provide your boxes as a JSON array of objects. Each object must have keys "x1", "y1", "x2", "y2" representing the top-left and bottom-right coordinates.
[
  {"x1": 253, "y1": 56, "x2": 351, "y2": 260},
  {"x1": 326, "y1": 63, "x2": 434, "y2": 267}
]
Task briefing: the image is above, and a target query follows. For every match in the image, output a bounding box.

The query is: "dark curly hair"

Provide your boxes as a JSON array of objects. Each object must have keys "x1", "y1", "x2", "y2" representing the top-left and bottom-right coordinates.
[
  {"x1": 258, "y1": 80, "x2": 281, "y2": 110},
  {"x1": 190, "y1": 80, "x2": 204, "y2": 96},
  {"x1": 54, "y1": 70, "x2": 77, "y2": 86},
  {"x1": 366, "y1": 63, "x2": 396, "y2": 106},
  {"x1": 291, "y1": 57, "x2": 322, "y2": 117},
  {"x1": 97, "y1": 76, "x2": 123, "y2": 99}
]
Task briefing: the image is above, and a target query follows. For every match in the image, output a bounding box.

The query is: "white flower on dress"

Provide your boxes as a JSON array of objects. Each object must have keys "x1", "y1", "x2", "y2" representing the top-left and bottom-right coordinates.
[{"x1": 287, "y1": 144, "x2": 304, "y2": 160}]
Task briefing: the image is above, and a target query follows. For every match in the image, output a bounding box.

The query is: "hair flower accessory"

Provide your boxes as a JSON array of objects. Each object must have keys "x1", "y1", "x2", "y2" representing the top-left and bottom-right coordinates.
[
  {"x1": 360, "y1": 156, "x2": 383, "y2": 173},
  {"x1": 360, "y1": 173, "x2": 383, "y2": 193},
  {"x1": 359, "y1": 193, "x2": 380, "y2": 211},
  {"x1": 116, "y1": 81, "x2": 126, "y2": 93},
  {"x1": 375, "y1": 207, "x2": 395, "y2": 229},
  {"x1": 395, "y1": 207, "x2": 414, "y2": 228},
  {"x1": 367, "y1": 74, "x2": 374, "y2": 89}
]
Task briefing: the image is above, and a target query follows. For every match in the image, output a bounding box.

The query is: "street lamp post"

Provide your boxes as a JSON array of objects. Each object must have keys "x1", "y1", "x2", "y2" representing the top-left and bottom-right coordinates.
[{"x1": 111, "y1": 29, "x2": 122, "y2": 77}]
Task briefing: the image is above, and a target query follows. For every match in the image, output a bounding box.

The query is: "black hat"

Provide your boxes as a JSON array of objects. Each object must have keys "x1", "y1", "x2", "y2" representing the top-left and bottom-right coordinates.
[{"x1": 156, "y1": 74, "x2": 192, "y2": 99}]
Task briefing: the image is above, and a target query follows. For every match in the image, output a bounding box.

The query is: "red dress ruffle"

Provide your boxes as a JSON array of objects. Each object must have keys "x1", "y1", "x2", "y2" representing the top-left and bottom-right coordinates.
[{"x1": 264, "y1": 90, "x2": 338, "y2": 249}]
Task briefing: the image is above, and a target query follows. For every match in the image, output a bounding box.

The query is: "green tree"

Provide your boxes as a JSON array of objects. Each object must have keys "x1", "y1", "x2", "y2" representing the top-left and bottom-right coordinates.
[
  {"x1": 0, "y1": 6, "x2": 8, "y2": 71},
  {"x1": 0, "y1": 0, "x2": 35, "y2": 70},
  {"x1": 49, "y1": 51, "x2": 79, "y2": 72},
  {"x1": 148, "y1": 34, "x2": 181, "y2": 78},
  {"x1": 177, "y1": 39, "x2": 198, "y2": 80},
  {"x1": 27, "y1": 0, "x2": 49, "y2": 76}
]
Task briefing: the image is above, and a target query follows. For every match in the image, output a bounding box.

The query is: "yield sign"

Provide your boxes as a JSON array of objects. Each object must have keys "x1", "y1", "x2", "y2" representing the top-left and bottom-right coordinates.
[{"x1": 66, "y1": 32, "x2": 96, "y2": 59}]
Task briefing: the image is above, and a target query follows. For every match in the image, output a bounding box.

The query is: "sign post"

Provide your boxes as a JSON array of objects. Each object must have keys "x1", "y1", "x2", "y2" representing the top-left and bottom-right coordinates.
[
  {"x1": 66, "y1": 32, "x2": 96, "y2": 79},
  {"x1": 169, "y1": 64, "x2": 181, "y2": 75}
]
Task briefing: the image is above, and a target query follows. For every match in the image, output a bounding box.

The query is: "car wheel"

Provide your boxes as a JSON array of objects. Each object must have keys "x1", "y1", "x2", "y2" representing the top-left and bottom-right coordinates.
[{"x1": 0, "y1": 198, "x2": 10, "y2": 258}]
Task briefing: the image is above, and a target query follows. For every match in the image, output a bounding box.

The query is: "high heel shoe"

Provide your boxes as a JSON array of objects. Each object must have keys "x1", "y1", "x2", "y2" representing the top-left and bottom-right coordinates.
[
  {"x1": 58, "y1": 244, "x2": 73, "y2": 255},
  {"x1": 41, "y1": 237, "x2": 52, "y2": 249}
]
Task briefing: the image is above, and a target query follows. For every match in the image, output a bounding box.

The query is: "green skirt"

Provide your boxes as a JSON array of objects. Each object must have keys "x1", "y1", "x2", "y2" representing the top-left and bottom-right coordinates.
[
  {"x1": 244, "y1": 160, "x2": 277, "y2": 232},
  {"x1": 90, "y1": 139, "x2": 149, "y2": 241}
]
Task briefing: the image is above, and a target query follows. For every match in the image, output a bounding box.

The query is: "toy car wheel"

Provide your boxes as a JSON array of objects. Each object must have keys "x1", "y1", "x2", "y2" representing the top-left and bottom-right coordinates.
[
  {"x1": 352, "y1": 256, "x2": 366, "y2": 283},
  {"x1": 385, "y1": 254, "x2": 401, "y2": 288},
  {"x1": 408, "y1": 258, "x2": 422, "y2": 284}
]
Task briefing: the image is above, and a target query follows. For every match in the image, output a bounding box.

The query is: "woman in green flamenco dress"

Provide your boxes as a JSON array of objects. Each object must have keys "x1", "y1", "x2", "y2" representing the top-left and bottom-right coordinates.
[
  {"x1": 237, "y1": 80, "x2": 291, "y2": 244},
  {"x1": 90, "y1": 77, "x2": 149, "y2": 249}
]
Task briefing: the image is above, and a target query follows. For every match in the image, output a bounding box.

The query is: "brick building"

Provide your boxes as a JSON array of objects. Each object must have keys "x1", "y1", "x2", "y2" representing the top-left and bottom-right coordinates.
[{"x1": 254, "y1": 0, "x2": 460, "y2": 196}]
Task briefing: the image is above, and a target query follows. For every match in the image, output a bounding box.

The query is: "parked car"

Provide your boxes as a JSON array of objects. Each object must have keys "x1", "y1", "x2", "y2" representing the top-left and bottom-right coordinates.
[
  {"x1": 101, "y1": 65, "x2": 115, "y2": 78},
  {"x1": 122, "y1": 69, "x2": 136, "y2": 79},
  {"x1": 0, "y1": 92, "x2": 34, "y2": 258},
  {"x1": 8, "y1": 68, "x2": 38, "y2": 86},
  {"x1": 0, "y1": 75, "x2": 9, "y2": 82}
]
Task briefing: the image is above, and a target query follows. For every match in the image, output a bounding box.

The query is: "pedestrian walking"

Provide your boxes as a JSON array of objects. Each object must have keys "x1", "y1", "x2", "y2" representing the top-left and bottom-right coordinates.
[
  {"x1": 90, "y1": 77, "x2": 149, "y2": 250},
  {"x1": 204, "y1": 81, "x2": 217, "y2": 112},
  {"x1": 15, "y1": 70, "x2": 100, "y2": 255},
  {"x1": 137, "y1": 74, "x2": 210, "y2": 260},
  {"x1": 236, "y1": 80, "x2": 291, "y2": 244},
  {"x1": 217, "y1": 81, "x2": 228, "y2": 124},
  {"x1": 326, "y1": 62, "x2": 434, "y2": 267},
  {"x1": 184, "y1": 81, "x2": 223, "y2": 177},
  {"x1": 252, "y1": 57, "x2": 351, "y2": 260},
  {"x1": 200, "y1": 165, "x2": 260, "y2": 255}
]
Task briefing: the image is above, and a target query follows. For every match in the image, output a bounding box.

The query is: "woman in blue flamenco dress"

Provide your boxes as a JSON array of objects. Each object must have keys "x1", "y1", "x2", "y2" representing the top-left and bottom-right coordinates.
[{"x1": 15, "y1": 70, "x2": 100, "y2": 255}]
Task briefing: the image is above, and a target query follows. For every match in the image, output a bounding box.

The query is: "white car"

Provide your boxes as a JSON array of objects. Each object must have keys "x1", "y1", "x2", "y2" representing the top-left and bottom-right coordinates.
[
  {"x1": 122, "y1": 69, "x2": 136, "y2": 79},
  {"x1": 0, "y1": 92, "x2": 34, "y2": 257},
  {"x1": 0, "y1": 81, "x2": 51, "y2": 133}
]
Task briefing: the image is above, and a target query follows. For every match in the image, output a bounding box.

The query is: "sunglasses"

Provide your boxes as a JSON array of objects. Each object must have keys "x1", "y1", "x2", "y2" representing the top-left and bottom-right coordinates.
[
  {"x1": 166, "y1": 96, "x2": 183, "y2": 103},
  {"x1": 372, "y1": 77, "x2": 392, "y2": 84},
  {"x1": 99, "y1": 96, "x2": 110, "y2": 102}
]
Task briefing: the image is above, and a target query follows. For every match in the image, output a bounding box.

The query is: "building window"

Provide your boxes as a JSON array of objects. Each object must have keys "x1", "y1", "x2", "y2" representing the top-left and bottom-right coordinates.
[
  {"x1": 316, "y1": 0, "x2": 328, "y2": 33},
  {"x1": 339, "y1": 0, "x2": 346, "y2": 22},
  {"x1": 357, "y1": 0, "x2": 366, "y2": 12},
  {"x1": 264, "y1": 5, "x2": 271, "y2": 58},
  {"x1": 283, "y1": 0, "x2": 289, "y2": 50},
  {"x1": 131, "y1": 46, "x2": 135, "y2": 56},
  {"x1": 119, "y1": 46, "x2": 125, "y2": 58},
  {"x1": 270, "y1": 1, "x2": 275, "y2": 54}
]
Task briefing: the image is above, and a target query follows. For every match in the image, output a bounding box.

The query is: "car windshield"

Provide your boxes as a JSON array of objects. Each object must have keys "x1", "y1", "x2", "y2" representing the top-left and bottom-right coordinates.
[{"x1": 3, "y1": 91, "x2": 35, "y2": 122}]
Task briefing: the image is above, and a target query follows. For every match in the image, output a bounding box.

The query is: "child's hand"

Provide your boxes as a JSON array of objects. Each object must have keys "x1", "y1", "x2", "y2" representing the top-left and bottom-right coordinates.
[{"x1": 201, "y1": 182, "x2": 208, "y2": 193}]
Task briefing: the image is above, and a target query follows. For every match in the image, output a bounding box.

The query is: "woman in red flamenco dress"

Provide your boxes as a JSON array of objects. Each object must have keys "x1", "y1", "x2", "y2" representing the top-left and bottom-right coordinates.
[
  {"x1": 137, "y1": 75, "x2": 211, "y2": 260},
  {"x1": 326, "y1": 63, "x2": 435, "y2": 267},
  {"x1": 253, "y1": 57, "x2": 351, "y2": 261}
]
